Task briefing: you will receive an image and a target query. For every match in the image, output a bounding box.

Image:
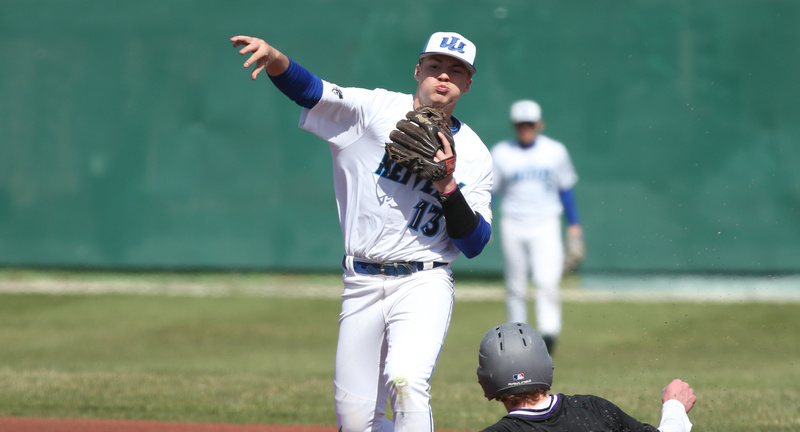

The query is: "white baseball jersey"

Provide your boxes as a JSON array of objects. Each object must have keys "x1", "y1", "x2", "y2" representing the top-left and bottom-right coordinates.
[
  {"x1": 298, "y1": 79, "x2": 492, "y2": 432},
  {"x1": 491, "y1": 135, "x2": 577, "y2": 223},
  {"x1": 491, "y1": 134, "x2": 577, "y2": 335},
  {"x1": 299, "y1": 80, "x2": 493, "y2": 263}
]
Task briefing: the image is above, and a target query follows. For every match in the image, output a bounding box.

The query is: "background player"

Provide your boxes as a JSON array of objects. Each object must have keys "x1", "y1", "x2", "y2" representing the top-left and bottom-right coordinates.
[
  {"x1": 490, "y1": 100, "x2": 582, "y2": 354},
  {"x1": 231, "y1": 32, "x2": 493, "y2": 432},
  {"x1": 477, "y1": 322, "x2": 697, "y2": 432}
]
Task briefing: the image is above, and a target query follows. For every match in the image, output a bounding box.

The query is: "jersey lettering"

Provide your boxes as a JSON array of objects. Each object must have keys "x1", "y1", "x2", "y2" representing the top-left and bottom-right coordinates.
[
  {"x1": 375, "y1": 152, "x2": 436, "y2": 193},
  {"x1": 511, "y1": 168, "x2": 555, "y2": 191},
  {"x1": 375, "y1": 152, "x2": 412, "y2": 184},
  {"x1": 409, "y1": 199, "x2": 444, "y2": 236},
  {"x1": 376, "y1": 152, "x2": 445, "y2": 236}
]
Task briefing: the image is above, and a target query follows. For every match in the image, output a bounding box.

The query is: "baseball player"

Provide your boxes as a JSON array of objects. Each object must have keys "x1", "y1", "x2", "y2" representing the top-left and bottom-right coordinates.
[
  {"x1": 477, "y1": 323, "x2": 697, "y2": 432},
  {"x1": 231, "y1": 32, "x2": 493, "y2": 432},
  {"x1": 490, "y1": 100, "x2": 583, "y2": 354}
]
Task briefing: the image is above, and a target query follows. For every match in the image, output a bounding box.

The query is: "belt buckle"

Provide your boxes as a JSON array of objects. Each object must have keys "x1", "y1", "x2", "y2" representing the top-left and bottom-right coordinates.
[{"x1": 380, "y1": 262, "x2": 414, "y2": 276}]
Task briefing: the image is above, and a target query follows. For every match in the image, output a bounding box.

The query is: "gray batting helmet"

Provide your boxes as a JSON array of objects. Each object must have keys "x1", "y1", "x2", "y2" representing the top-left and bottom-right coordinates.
[{"x1": 477, "y1": 322, "x2": 554, "y2": 400}]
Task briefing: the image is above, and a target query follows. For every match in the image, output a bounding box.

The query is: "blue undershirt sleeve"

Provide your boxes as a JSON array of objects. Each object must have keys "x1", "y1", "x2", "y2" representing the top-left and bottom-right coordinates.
[
  {"x1": 268, "y1": 58, "x2": 323, "y2": 109},
  {"x1": 451, "y1": 214, "x2": 492, "y2": 259},
  {"x1": 559, "y1": 188, "x2": 580, "y2": 225}
]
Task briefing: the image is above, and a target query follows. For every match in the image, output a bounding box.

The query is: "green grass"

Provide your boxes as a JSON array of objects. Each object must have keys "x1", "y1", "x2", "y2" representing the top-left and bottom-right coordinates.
[{"x1": 1, "y1": 271, "x2": 798, "y2": 431}]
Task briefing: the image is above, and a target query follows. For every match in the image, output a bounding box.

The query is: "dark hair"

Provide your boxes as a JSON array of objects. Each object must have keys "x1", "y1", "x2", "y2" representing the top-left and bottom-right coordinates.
[{"x1": 498, "y1": 388, "x2": 550, "y2": 407}]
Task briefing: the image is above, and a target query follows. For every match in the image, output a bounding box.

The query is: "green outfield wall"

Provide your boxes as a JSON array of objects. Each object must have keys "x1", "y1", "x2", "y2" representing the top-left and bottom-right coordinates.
[{"x1": 1, "y1": 0, "x2": 798, "y2": 274}]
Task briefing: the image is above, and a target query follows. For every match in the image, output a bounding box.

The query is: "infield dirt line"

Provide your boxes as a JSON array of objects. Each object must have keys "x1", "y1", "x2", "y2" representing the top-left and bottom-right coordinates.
[{"x1": 0, "y1": 416, "x2": 466, "y2": 432}]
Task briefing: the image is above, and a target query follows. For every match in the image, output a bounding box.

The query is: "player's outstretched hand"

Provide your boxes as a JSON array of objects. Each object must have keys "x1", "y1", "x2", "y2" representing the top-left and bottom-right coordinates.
[
  {"x1": 230, "y1": 35, "x2": 289, "y2": 80},
  {"x1": 662, "y1": 379, "x2": 696, "y2": 413}
]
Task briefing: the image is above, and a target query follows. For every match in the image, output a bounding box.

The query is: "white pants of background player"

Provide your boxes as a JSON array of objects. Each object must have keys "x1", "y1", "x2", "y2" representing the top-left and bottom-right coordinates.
[
  {"x1": 500, "y1": 215, "x2": 563, "y2": 336},
  {"x1": 334, "y1": 266, "x2": 454, "y2": 432}
]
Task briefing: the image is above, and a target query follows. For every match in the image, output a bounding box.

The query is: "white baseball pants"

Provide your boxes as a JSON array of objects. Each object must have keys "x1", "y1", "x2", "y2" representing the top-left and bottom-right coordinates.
[
  {"x1": 500, "y1": 216, "x2": 563, "y2": 336},
  {"x1": 334, "y1": 267, "x2": 454, "y2": 432}
]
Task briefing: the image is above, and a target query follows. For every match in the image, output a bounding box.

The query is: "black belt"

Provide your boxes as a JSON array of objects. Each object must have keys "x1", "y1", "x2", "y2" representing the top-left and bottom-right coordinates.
[{"x1": 345, "y1": 257, "x2": 448, "y2": 276}]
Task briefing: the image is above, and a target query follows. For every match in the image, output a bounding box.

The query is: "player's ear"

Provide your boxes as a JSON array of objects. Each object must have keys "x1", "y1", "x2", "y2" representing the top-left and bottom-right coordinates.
[
  {"x1": 463, "y1": 76, "x2": 472, "y2": 93},
  {"x1": 414, "y1": 63, "x2": 421, "y2": 81}
]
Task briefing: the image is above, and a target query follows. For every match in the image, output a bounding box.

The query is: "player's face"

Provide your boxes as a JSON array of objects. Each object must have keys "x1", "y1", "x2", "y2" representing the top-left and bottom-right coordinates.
[
  {"x1": 514, "y1": 122, "x2": 538, "y2": 146},
  {"x1": 414, "y1": 55, "x2": 473, "y2": 111}
]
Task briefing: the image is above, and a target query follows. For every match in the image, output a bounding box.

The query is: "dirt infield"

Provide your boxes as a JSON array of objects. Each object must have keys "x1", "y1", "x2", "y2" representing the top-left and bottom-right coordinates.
[
  {"x1": 0, "y1": 417, "x2": 339, "y2": 432},
  {"x1": 0, "y1": 417, "x2": 465, "y2": 432}
]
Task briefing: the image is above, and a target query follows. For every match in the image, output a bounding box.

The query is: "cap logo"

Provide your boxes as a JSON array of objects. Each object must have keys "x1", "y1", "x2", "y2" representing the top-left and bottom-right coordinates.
[
  {"x1": 439, "y1": 37, "x2": 466, "y2": 54},
  {"x1": 421, "y1": 32, "x2": 476, "y2": 74},
  {"x1": 513, "y1": 373, "x2": 525, "y2": 380}
]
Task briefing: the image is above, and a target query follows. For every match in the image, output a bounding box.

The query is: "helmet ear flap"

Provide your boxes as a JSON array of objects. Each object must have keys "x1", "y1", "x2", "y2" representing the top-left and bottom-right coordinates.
[{"x1": 477, "y1": 323, "x2": 554, "y2": 400}]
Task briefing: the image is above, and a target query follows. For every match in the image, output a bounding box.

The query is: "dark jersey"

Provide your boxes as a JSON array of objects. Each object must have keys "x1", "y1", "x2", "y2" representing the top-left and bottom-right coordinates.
[{"x1": 481, "y1": 394, "x2": 659, "y2": 432}]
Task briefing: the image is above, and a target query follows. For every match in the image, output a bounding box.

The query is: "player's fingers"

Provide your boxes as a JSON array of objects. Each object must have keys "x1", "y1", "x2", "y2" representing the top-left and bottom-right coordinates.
[
  {"x1": 681, "y1": 388, "x2": 697, "y2": 413},
  {"x1": 251, "y1": 62, "x2": 266, "y2": 80},
  {"x1": 237, "y1": 44, "x2": 256, "y2": 57},
  {"x1": 438, "y1": 131, "x2": 453, "y2": 156},
  {"x1": 663, "y1": 379, "x2": 693, "y2": 403},
  {"x1": 243, "y1": 47, "x2": 269, "y2": 68},
  {"x1": 241, "y1": 41, "x2": 263, "y2": 58},
  {"x1": 230, "y1": 35, "x2": 255, "y2": 49},
  {"x1": 662, "y1": 380, "x2": 678, "y2": 400}
]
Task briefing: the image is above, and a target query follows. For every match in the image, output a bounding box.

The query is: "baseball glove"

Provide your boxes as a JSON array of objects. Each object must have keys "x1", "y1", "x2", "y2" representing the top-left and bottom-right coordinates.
[
  {"x1": 386, "y1": 106, "x2": 456, "y2": 181},
  {"x1": 562, "y1": 231, "x2": 586, "y2": 275}
]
